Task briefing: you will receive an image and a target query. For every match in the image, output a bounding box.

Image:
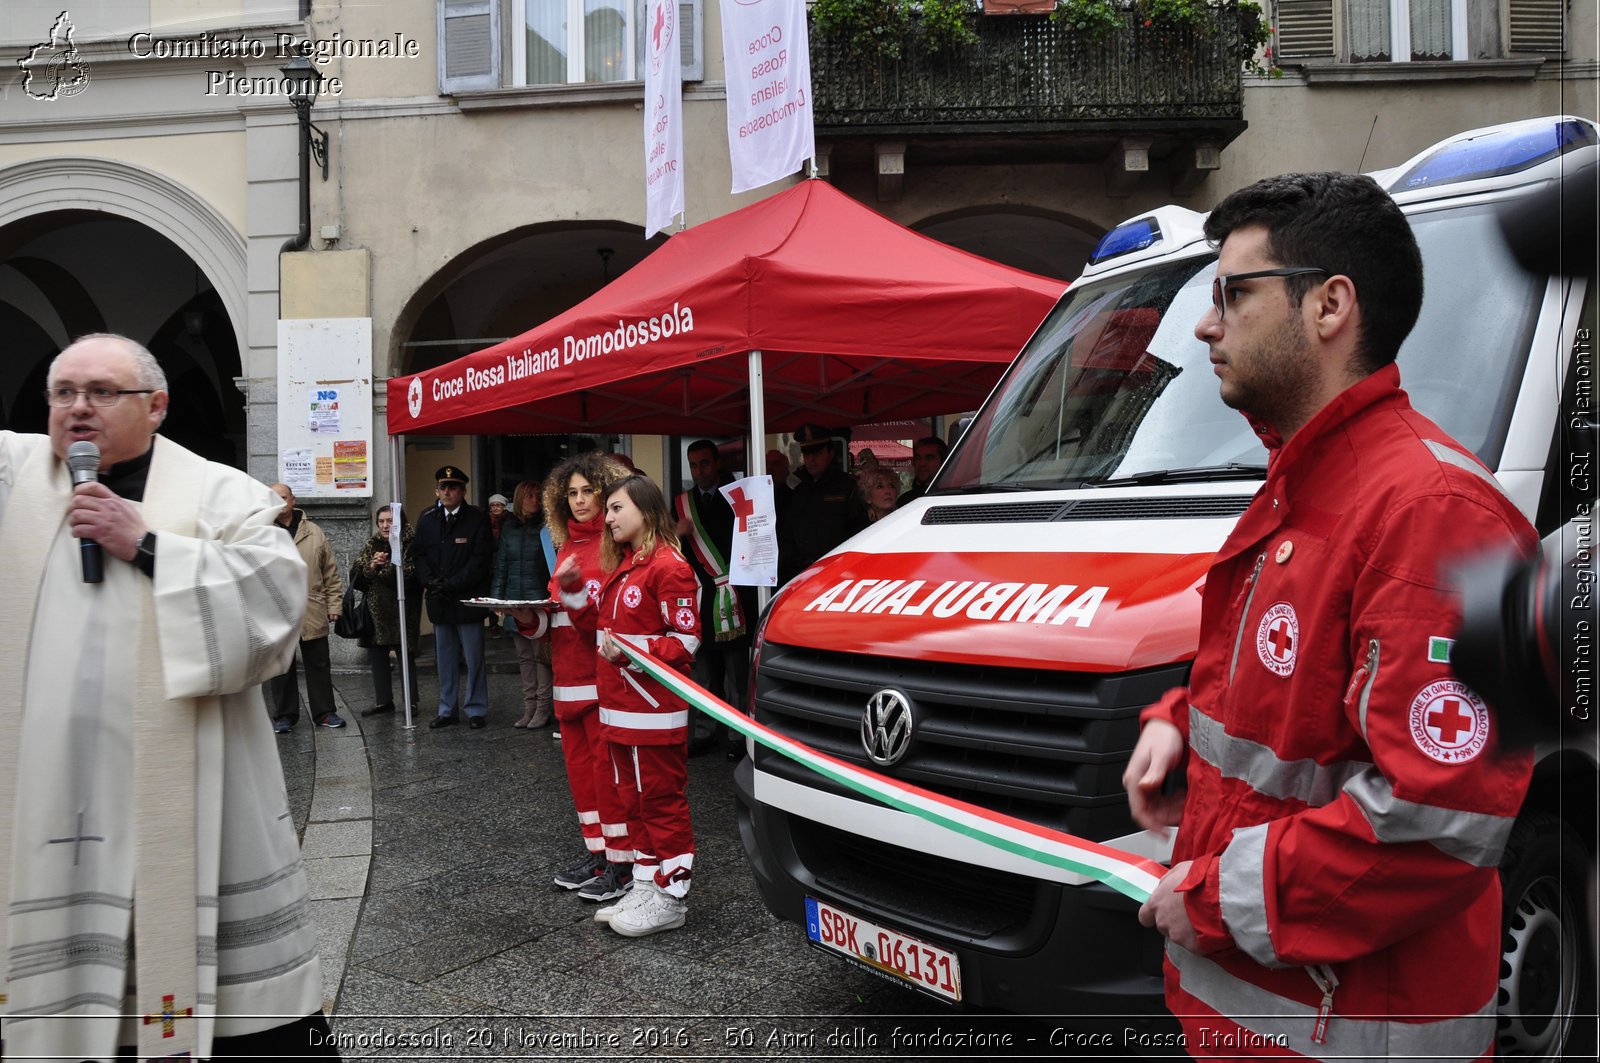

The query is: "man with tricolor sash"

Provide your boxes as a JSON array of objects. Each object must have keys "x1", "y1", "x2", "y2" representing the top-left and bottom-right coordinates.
[{"x1": 675, "y1": 440, "x2": 755, "y2": 755}]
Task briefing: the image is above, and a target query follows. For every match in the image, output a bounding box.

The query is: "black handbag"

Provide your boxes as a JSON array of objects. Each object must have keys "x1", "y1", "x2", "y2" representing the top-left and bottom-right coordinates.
[{"x1": 334, "y1": 583, "x2": 374, "y2": 640}]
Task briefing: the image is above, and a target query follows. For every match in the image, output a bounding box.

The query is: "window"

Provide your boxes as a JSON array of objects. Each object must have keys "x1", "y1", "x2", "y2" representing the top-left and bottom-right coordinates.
[
  {"x1": 1273, "y1": 0, "x2": 1568, "y2": 63},
  {"x1": 439, "y1": 0, "x2": 702, "y2": 93}
]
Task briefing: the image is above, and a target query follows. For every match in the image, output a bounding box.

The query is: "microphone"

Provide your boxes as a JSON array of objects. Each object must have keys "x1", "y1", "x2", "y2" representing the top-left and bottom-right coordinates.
[{"x1": 66, "y1": 440, "x2": 103, "y2": 584}]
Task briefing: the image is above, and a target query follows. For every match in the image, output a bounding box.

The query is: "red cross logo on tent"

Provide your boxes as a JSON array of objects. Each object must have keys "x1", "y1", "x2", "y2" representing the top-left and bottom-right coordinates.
[
  {"x1": 1409, "y1": 680, "x2": 1490, "y2": 763},
  {"x1": 1254, "y1": 602, "x2": 1299, "y2": 677},
  {"x1": 726, "y1": 485, "x2": 756, "y2": 531}
]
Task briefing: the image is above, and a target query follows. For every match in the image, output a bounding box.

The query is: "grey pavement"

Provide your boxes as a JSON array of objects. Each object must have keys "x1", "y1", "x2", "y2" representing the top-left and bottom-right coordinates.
[{"x1": 278, "y1": 636, "x2": 986, "y2": 1063}]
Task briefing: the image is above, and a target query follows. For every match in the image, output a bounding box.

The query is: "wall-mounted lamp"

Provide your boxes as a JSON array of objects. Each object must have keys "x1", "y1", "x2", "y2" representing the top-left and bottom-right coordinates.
[{"x1": 280, "y1": 55, "x2": 328, "y2": 254}]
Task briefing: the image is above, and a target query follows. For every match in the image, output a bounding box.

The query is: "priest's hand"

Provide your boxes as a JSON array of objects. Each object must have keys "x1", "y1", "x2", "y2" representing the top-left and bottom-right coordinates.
[
  {"x1": 68, "y1": 481, "x2": 147, "y2": 561},
  {"x1": 1138, "y1": 860, "x2": 1199, "y2": 952}
]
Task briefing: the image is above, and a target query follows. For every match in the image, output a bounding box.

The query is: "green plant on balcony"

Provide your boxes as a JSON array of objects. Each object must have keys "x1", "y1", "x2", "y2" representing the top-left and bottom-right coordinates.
[
  {"x1": 1050, "y1": 0, "x2": 1278, "y2": 75},
  {"x1": 810, "y1": 0, "x2": 980, "y2": 63}
]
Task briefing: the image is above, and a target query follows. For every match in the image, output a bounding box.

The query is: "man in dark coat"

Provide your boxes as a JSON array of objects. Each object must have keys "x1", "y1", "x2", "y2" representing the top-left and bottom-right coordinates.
[
  {"x1": 898, "y1": 435, "x2": 949, "y2": 506},
  {"x1": 675, "y1": 440, "x2": 757, "y2": 755},
  {"x1": 779, "y1": 424, "x2": 868, "y2": 585},
  {"x1": 413, "y1": 465, "x2": 494, "y2": 728}
]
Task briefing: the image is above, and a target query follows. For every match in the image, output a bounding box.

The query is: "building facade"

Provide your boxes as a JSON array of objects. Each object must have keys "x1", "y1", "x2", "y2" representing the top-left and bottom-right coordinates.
[{"x1": 2, "y1": 0, "x2": 1595, "y2": 653}]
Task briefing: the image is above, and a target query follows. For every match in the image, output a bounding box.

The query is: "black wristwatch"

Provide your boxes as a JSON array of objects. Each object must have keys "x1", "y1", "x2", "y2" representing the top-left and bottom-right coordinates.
[{"x1": 134, "y1": 531, "x2": 157, "y2": 578}]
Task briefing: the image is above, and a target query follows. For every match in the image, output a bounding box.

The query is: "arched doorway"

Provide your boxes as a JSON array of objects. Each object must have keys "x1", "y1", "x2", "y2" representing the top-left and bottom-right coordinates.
[
  {"x1": 914, "y1": 206, "x2": 1100, "y2": 282},
  {"x1": 0, "y1": 159, "x2": 248, "y2": 467},
  {"x1": 392, "y1": 221, "x2": 665, "y2": 501}
]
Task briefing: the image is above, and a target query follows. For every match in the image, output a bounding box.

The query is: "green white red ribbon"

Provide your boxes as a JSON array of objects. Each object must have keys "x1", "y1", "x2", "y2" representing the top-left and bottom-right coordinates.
[{"x1": 617, "y1": 643, "x2": 1168, "y2": 903}]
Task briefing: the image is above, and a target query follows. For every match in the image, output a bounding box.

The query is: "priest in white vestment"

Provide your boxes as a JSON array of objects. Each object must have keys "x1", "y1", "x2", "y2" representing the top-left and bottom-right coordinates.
[{"x1": 0, "y1": 334, "x2": 333, "y2": 1061}]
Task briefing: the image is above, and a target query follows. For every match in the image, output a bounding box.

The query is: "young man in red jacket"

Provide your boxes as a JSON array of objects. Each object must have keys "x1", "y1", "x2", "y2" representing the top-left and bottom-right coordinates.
[{"x1": 1123, "y1": 172, "x2": 1535, "y2": 1059}]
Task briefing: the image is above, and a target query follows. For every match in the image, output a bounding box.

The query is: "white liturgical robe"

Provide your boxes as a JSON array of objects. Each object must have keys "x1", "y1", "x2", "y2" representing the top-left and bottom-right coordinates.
[{"x1": 0, "y1": 431, "x2": 323, "y2": 1062}]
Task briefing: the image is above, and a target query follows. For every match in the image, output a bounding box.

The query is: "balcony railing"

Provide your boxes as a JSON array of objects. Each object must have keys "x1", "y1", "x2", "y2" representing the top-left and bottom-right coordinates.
[{"x1": 809, "y1": 8, "x2": 1254, "y2": 134}]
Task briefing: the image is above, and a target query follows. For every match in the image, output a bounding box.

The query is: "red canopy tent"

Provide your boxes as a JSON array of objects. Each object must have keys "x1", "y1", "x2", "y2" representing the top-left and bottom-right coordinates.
[{"x1": 386, "y1": 180, "x2": 1064, "y2": 440}]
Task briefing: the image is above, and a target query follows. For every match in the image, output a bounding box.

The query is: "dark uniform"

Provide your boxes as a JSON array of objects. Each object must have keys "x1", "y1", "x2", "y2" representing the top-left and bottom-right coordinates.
[
  {"x1": 779, "y1": 425, "x2": 868, "y2": 584},
  {"x1": 414, "y1": 465, "x2": 494, "y2": 724}
]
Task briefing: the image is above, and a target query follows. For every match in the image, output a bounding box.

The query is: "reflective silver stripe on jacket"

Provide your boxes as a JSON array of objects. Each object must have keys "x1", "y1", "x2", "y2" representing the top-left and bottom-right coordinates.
[
  {"x1": 1189, "y1": 706, "x2": 1369, "y2": 806},
  {"x1": 550, "y1": 612, "x2": 573, "y2": 629},
  {"x1": 1424, "y1": 440, "x2": 1512, "y2": 500},
  {"x1": 614, "y1": 629, "x2": 702, "y2": 656},
  {"x1": 599, "y1": 706, "x2": 688, "y2": 730},
  {"x1": 1168, "y1": 942, "x2": 1496, "y2": 1061},
  {"x1": 553, "y1": 684, "x2": 598, "y2": 702},
  {"x1": 1342, "y1": 767, "x2": 1514, "y2": 867},
  {"x1": 1218, "y1": 822, "x2": 1284, "y2": 968}
]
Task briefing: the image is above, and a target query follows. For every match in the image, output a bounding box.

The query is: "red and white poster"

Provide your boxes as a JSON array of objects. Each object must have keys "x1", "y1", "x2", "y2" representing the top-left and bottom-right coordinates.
[
  {"x1": 720, "y1": 0, "x2": 814, "y2": 194},
  {"x1": 722, "y1": 475, "x2": 778, "y2": 586},
  {"x1": 643, "y1": 0, "x2": 684, "y2": 238}
]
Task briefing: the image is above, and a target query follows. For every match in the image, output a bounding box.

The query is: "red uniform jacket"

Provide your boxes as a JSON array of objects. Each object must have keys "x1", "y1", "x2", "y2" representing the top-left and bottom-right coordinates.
[
  {"x1": 521, "y1": 513, "x2": 606, "y2": 722},
  {"x1": 565, "y1": 542, "x2": 701, "y2": 745},
  {"x1": 1143, "y1": 365, "x2": 1534, "y2": 1059}
]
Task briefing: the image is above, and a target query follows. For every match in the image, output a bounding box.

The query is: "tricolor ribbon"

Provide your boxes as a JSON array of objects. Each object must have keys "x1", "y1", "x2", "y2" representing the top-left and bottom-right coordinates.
[{"x1": 616, "y1": 642, "x2": 1168, "y2": 903}]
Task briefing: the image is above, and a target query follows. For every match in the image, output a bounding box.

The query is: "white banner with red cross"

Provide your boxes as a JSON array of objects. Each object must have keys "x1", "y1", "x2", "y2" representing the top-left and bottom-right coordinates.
[{"x1": 721, "y1": 474, "x2": 779, "y2": 587}]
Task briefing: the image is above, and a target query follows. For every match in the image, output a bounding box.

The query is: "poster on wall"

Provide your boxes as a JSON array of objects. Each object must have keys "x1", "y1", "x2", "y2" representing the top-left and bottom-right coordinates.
[{"x1": 277, "y1": 317, "x2": 374, "y2": 499}]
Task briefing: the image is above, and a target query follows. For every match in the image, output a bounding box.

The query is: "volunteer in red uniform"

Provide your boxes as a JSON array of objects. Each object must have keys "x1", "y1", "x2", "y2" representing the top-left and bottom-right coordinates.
[
  {"x1": 558, "y1": 473, "x2": 701, "y2": 938},
  {"x1": 514, "y1": 453, "x2": 635, "y2": 904},
  {"x1": 1123, "y1": 172, "x2": 1534, "y2": 1059}
]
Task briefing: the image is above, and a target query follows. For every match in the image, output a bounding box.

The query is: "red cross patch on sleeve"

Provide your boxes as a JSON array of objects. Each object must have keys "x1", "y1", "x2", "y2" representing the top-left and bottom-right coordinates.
[
  {"x1": 674, "y1": 607, "x2": 695, "y2": 630},
  {"x1": 1409, "y1": 680, "x2": 1490, "y2": 763}
]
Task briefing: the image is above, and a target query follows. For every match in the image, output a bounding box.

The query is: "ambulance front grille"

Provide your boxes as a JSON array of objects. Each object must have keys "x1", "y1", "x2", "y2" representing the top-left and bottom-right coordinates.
[{"x1": 752, "y1": 642, "x2": 1189, "y2": 840}]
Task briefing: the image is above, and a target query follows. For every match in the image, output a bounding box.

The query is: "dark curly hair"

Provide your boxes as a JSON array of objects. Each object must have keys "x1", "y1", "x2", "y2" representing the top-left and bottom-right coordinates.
[
  {"x1": 1203, "y1": 171, "x2": 1423, "y2": 372},
  {"x1": 542, "y1": 452, "x2": 631, "y2": 547}
]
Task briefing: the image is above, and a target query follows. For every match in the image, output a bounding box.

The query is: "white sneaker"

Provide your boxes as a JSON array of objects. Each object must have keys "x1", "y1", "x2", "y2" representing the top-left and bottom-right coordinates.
[
  {"x1": 593, "y1": 881, "x2": 647, "y2": 924},
  {"x1": 609, "y1": 884, "x2": 686, "y2": 937}
]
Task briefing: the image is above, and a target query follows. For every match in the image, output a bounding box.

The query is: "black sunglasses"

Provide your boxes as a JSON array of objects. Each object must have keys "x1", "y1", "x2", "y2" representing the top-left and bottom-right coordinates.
[{"x1": 1211, "y1": 268, "x2": 1330, "y2": 320}]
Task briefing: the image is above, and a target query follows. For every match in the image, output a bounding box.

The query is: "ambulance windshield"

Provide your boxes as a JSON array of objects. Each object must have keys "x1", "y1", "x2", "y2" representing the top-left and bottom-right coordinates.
[{"x1": 940, "y1": 202, "x2": 1542, "y2": 492}]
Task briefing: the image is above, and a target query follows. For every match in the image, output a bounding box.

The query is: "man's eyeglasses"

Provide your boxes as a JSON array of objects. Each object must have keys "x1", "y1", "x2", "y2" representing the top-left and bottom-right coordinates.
[
  {"x1": 45, "y1": 386, "x2": 156, "y2": 407},
  {"x1": 1211, "y1": 268, "x2": 1330, "y2": 321}
]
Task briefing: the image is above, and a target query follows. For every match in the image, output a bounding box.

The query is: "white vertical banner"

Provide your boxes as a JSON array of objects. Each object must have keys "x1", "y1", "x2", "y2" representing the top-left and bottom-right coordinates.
[
  {"x1": 721, "y1": 0, "x2": 814, "y2": 194},
  {"x1": 644, "y1": 0, "x2": 685, "y2": 238}
]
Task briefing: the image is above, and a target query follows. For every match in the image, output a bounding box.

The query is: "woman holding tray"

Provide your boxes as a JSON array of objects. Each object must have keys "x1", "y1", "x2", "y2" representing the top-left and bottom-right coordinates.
[{"x1": 511, "y1": 453, "x2": 635, "y2": 905}]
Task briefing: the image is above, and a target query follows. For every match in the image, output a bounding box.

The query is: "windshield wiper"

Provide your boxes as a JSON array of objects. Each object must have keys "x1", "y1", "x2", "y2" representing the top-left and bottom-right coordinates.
[{"x1": 1093, "y1": 463, "x2": 1268, "y2": 488}]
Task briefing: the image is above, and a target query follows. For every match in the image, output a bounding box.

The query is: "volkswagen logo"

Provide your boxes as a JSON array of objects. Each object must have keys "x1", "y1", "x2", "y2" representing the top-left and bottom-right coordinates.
[{"x1": 861, "y1": 688, "x2": 915, "y2": 767}]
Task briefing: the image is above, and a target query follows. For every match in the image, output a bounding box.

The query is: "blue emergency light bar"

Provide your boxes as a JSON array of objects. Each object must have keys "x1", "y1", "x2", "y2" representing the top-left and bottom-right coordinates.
[
  {"x1": 1394, "y1": 118, "x2": 1599, "y2": 192},
  {"x1": 1089, "y1": 217, "x2": 1162, "y2": 265}
]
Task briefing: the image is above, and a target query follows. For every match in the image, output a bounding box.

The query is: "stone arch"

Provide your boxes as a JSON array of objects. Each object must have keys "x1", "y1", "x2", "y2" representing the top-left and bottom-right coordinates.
[
  {"x1": 0, "y1": 156, "x2": 247, "y2": 356},
  {"x1": 910, "y1": 204, "x2": 1103, "y2": 282}
]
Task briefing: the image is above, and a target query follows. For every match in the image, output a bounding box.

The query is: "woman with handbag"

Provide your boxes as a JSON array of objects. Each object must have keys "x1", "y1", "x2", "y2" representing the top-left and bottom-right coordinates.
[
  {"x1": 490, "y1": 479, "x2": 552, "y2": 729},
  {"x1": 350, "y1": 504, "x2": 421, "y2": 717}
]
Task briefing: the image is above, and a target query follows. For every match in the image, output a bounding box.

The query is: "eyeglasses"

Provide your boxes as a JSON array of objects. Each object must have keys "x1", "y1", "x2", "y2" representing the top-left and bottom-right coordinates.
[
  {"x1": 45, "y1": 386, "x2": 156, "y2": 407},
  {"x1": 1211, "y1": 268, "x2": 1330, "y2": 321}
]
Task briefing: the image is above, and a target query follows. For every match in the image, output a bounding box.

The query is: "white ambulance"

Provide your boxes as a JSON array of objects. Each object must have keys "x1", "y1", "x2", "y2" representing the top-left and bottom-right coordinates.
[{"x1": 736, "y1": 115, "x2": 1597, "y2": 1055}]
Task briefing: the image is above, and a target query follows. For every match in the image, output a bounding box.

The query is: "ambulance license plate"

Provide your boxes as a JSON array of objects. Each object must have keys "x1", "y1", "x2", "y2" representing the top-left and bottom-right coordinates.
[{"x1": 805, "y1": 896, "x2": 962, "y2": 1002}]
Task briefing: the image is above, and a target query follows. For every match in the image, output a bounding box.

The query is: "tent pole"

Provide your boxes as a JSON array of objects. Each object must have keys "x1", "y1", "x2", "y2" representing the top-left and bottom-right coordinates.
[
  {"x1": 749, "y1": 349, "x2": 771, "y2": 613},
  {"x1": 392, "y1": 432, "x2": 415, "y2": 730}
]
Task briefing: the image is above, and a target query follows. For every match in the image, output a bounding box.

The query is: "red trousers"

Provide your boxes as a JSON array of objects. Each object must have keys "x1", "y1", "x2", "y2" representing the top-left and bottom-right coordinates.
[
  {"x1": 608, "y1": 742, "x2": 694, "y2": 897},
  {"x1": 558, "y1": 710, "x2": 632, "y2": 862}
]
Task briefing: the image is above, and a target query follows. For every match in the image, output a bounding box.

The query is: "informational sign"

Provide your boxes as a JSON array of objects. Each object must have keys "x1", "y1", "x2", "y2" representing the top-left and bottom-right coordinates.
[
  {"x1": 722, "y1": 474, "x2": 778, "y2": 586},
  {"x1": 279, "y1": 447, "x2": 311, "y2": 491},
  {"x1": 277, "y1": 317, "x2": 373, "y2": 498}
]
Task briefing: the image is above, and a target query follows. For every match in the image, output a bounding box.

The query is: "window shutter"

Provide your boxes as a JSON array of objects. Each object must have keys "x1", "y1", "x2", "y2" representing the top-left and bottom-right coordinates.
[
  {"x1": 1506, "y1": 0, "x2": 1566, "y2": 55},
  {"x1": 680, "y1": 0, "x2": 704, "y2": 82},
  {"x1": 1274, "y1": 0, "x2": 1335, "y2": 60},
  {"x1": 439, "y1": 0, "x2": 500, "y2": 93}
]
